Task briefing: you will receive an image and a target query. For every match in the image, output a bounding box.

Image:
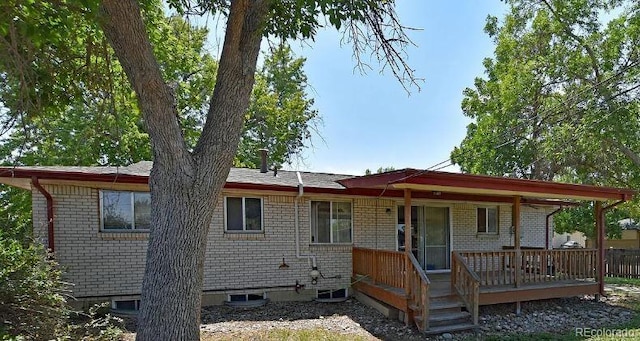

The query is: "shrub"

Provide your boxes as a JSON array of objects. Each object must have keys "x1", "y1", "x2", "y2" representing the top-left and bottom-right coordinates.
[
  {"x1": 0, "y1": 231, "x2": 68, "y2": 340},
  {"x1": 65, "y1": 302, "x2": 124, "y2": 341}
]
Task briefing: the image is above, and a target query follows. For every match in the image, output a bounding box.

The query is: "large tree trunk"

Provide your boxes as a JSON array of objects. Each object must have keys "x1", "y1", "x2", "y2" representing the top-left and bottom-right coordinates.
[{"x1": 99, "y1": 0, "x2": 269, "y2": 339}]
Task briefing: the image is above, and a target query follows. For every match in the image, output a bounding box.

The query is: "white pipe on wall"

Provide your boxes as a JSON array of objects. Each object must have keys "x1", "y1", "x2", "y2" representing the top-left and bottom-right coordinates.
[{"x1": 294, "y1": 171, "x2": 316, "y2": 268}]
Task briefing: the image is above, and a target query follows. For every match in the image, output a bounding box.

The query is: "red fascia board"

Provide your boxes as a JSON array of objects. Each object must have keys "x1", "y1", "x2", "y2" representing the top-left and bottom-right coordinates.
[
  {"x1": 338, "y1": 169, "x2": 634, "y2": 201},
  {"x1": 337, "y1": 169, "x2": 419, "y2": 188},
  {"x1": 225, "y1": 182, "x2": 574, "y2": 206},
  {"x1": 0, "y1": 168, "x2": 148, "y2": 184},
  {"x1": 402, "y1": 172, "x2": 635, "y2": 201},
  {"x1": 0, "y1": 168, "x2": 583, "y2": 206}
]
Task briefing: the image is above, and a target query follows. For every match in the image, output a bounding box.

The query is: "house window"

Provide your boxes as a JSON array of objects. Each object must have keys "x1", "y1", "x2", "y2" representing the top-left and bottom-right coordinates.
[
  {"x1": 112, "y1": 299, "x2": 141, "y2": 312},
  {"x1": 317, "y1": 288, "x2": 348, "y2": 299},
  {"x1": 100, "y1": 191, "x2": 151, "y2": 231},
  {"x1": 477, "y1": 207, "x2": 498, "y2": 234},
  {"x1": 225, "y1": 197, "x2": 263, "y2": 232},
  {"x1": 310, "y1": 201, "x2": 352, "y2": 244},
  {"x1": 228, "y1": 293, "x2": 265, "y2": 302}
]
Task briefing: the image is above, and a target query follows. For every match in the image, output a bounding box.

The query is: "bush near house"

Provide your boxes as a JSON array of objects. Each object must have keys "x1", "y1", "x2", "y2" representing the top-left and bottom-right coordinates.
[
  {"x1": 0, "y1": 231, "x2": 68, "y2": 339},
  {"x1": 0, "y1": 231, "x2": 123, "y2": 340}
]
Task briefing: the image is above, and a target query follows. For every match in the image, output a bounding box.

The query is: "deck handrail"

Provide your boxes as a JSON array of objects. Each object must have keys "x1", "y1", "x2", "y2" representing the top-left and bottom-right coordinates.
[
  {"x1": 451, "y1": 252, "x2": 479, "y2": 326},
  {"x1": 408, "y1": 252, "x2": 431, "y2": 285},
  {"x1": 352, "y1": 247, "x2": 431, "y2": 331},
  {"x1": 458, "y1": 249, "x2": 598, "y2": 287},
  {"x1": 352, "y1": 247, "x2": 405, "y2": 288},
  {"x1": 407, "y1": 252, "x2": 430, "y2": 331}
]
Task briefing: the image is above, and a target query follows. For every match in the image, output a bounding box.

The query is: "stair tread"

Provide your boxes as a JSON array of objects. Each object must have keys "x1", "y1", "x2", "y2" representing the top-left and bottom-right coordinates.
[
  {"x1": 429, "y1": 291, "x2": 456, "y2": 298},
  {"x1": 430, "y1": 300, "x2": 464, "y2": 310},
  {"x1": 429, "y1": 311, "x2": 471, "y2": 322},
  {"x1": 424, "y1": 322, "x2": 477, "y2": 335}
]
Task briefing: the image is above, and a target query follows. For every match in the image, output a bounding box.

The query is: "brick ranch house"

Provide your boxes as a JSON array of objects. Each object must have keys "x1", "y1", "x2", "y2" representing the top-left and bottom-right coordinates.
[{"x1": 0, "y1": 161, "x2": 634, "y2": 334}]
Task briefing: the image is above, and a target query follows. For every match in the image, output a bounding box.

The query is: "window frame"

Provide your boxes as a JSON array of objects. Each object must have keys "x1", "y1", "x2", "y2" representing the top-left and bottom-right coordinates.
[
  {"x1": 227, "y1": 293, "x2": 266, "y2": 302},
  {"x1": 99, "y1": 190, "x2": 151, "y2": 232},
  {"x1": 476, "y1": 206, "x2": 499, "y2": 234},
  {"x1": 223, "y1": 196, "x2": 264, "y2": 233},
  {"x1": 317, "y1": 288, "x2": 348, "y2": 299},
  {"x1": 111, "y1": 299, "x2": 141, "y2": 311},
  {"x1": 309, "y1": 200, "x2": 353, "y2": 244}
]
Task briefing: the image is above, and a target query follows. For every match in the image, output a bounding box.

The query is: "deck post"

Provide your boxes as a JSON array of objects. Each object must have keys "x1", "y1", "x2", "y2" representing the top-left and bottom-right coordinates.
[
  {"x1": 513, "y1": 196, "x2": 521, "y2": 288},
  {"x1": 596, "y1": 201, "x2": 605, "y2": 297},
  {"x1": 404, "y1": 189, "x2": 412, "y2": 326}
]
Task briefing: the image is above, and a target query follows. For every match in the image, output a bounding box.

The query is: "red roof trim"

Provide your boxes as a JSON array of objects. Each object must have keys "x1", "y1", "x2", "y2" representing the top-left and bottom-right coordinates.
[
  {"x1": 339, "y1": 170, "x2": 635, "y2": 201},
  {"x1": 0, "y1": 167, "x2": 631, "y2": 203},
  {"x1": 226, "y1": 183, "x2": 574, "y2": 206},
  {"x1": 0, "y1": 168, "x2": 148, "y2": 184}
]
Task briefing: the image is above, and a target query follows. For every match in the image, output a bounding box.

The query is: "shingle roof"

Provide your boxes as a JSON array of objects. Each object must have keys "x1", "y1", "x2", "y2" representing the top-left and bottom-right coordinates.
[
  {"x1": 228, "y1": 168, "x2": 348, "y2": 189},
  {"x1": 0, "y1": 161, "x2": 351, "y2": 190}
]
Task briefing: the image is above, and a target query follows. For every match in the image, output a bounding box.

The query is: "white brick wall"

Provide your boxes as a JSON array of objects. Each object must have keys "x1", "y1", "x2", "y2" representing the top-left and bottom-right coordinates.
[
  {"x1": 32, "y1": 184, "x2": 553, "y2": 300},
  {"x1": 451, "y1": 203, "x2": 553, "y2": 251}
]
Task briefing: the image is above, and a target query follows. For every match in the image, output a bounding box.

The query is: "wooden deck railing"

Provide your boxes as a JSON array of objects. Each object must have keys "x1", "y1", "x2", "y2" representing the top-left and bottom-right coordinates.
[
  {"x1": 352, "y1": 247, "x2": 405, "y2": 288},
  {"x1": 407, "y1": 252, "x2": 430, "y2": 331},
  {"x1": 458, "y1": 249, "x2": 597, "y2": 287},
  {"x1": 352, "y1": 247, "x2": 430, "y2": 331},
  {"x1": 451, "y1": 252, "x2": 479, "y2": 325}
]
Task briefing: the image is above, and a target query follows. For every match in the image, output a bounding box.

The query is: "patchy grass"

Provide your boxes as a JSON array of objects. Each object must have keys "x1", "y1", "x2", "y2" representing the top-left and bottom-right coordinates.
[
  {"x1": 123, "y1": 329, "x2": 371, "y2": 341},
  {"x1": 200, "y1": 328, "x2": 370, "y2": 341},
  {"x1": 483, "y1": 333, "x2": 582, "y2": 341},
  {"x1": 604, "y1": 276, "x2": 640, "y2": 286}
]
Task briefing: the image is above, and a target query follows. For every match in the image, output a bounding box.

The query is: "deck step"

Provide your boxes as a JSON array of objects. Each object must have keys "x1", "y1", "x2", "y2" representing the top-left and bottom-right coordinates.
[
  {"x1": 430, "y1": 299, "x2": 464, "y2": 309},
  {"x1": 424, "y1": 322, "x2": 477, "y2": 335},
  {"x1": 429, "y1": 311, "x2": 471, "y2": 327},
  {"x1": 430, "y1": 300, "x2": 465, "y2": 314},
  {"x1": 429, "y1": 289, "x2": 455, "y2": 299}
]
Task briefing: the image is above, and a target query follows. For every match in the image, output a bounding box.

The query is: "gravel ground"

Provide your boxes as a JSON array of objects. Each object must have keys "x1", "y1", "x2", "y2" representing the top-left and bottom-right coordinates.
[{"x1": 122, "y1": 284, "x2": 638, "y2": 340}]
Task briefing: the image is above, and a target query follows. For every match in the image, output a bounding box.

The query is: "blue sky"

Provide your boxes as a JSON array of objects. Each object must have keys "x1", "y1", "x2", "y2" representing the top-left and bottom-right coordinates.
[{"x1": 281, "y1": 1, "x2": 508, "y2": 175}]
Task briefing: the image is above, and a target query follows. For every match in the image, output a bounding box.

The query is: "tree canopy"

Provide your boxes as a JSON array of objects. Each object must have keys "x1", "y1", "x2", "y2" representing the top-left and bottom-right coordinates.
[
  {"x1": 1, "y1": 0, "x2": 418, "y2": 339},
  {"x1": 451, "y1": 0, "x2": 640, "y2": 238},
  {"x1": 0, "y1": 11, "x2": 318, "y2": 239}
]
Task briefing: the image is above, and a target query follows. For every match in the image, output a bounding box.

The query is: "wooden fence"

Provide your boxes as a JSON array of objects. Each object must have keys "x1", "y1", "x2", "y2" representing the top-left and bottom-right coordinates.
[{"x1": 606, "y1": 249, "x2": 640, "y2": 278}]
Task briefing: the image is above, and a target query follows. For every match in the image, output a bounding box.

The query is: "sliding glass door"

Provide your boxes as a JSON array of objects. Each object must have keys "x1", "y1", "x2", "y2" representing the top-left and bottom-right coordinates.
[
  {"x1": 424, "y1": 207, "x2": 450, "y2": 271},
  {"x1": 398, "y1": 205, "x2": 450, "y2": 271}
]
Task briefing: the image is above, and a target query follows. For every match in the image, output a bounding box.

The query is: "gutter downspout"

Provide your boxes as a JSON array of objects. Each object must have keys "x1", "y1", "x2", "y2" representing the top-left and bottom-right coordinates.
[
  {"x1": 545, "y1": 206, "x2": 564, "y2": 250},
  {"x1": 32, "y1": 177, "x2": 54, "y2": 252},
  {"x1": 294, "y1": 172, "x2": 317, "y2": 270},
  {"x1": 599, "y1": 200, "x2": 626, "y2": 296}
]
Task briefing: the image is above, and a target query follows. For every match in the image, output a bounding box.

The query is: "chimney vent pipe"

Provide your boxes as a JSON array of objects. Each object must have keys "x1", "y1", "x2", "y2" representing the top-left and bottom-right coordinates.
[{"x1": 259, "y1": 149, "x2": 268, "y2": 173}]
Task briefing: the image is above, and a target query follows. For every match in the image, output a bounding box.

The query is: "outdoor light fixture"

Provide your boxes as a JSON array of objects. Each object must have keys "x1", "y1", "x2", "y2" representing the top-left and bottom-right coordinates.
[
  {"x1": 279, "y1": 256, "x2": 289, "y2": 269},
  {"x1": 310, "y1": 266, "x2": 320, "y2": 285}
]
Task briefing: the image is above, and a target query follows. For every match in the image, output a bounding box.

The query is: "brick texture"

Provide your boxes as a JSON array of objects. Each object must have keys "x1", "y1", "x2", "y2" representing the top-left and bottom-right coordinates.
[{"x1": 32, "y1": 184, "x2": 552, "y2": 301}]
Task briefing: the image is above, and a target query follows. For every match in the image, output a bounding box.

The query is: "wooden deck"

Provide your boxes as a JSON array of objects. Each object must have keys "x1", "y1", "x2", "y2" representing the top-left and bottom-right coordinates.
[
  {"x1": 478, "y1": 279, "x2": 598, "y2": 305},
  {"x1": 352, "y1": 247, "x2": 602, "y2": 334},
  {"x1": 352, "y1": 274, "x2": 407, "y2": 311},
  {"x1": 354, "y1": 273, "x2": 598, "y2": 307}
]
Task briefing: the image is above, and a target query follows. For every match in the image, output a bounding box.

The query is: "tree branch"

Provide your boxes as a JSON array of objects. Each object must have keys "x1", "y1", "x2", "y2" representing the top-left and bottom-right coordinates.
[
  {"x1": 540, "y1": 0, "x2": 602, "y2": 83},
  {"x1": 607, "y1": 138, "x2": 640, "y2": 167},
  {"x1": 193, "y1": 0, "x2": 269, "y2": 170},
  {"x1": 99, "y1": 0, "x2": 192, "y2": 173}
]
